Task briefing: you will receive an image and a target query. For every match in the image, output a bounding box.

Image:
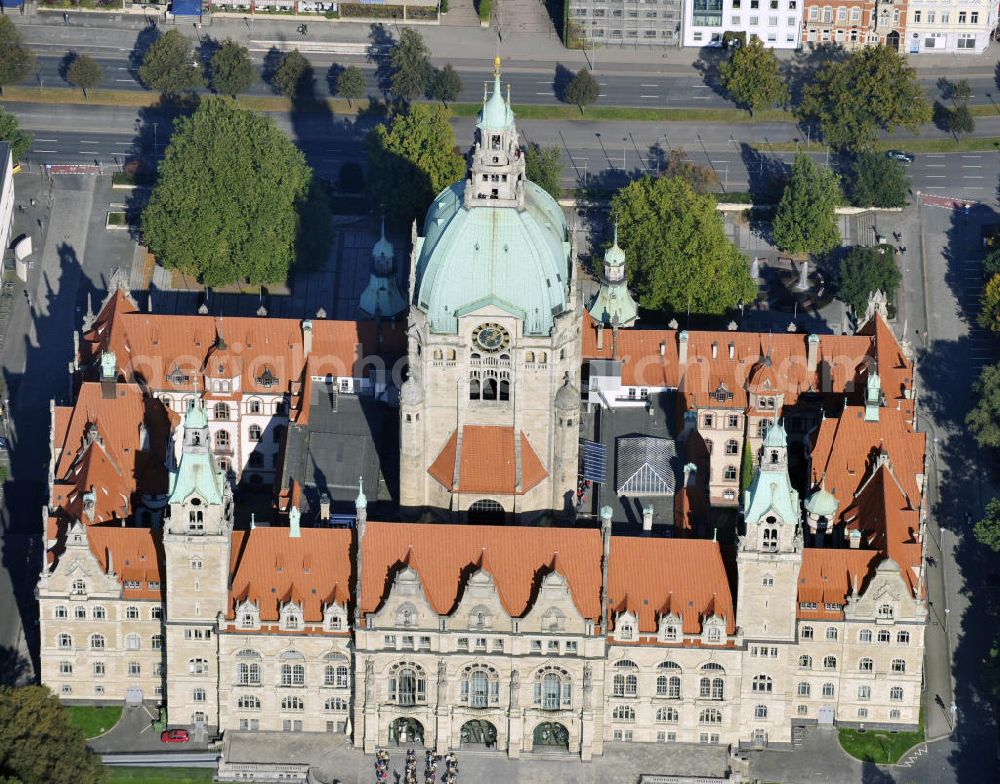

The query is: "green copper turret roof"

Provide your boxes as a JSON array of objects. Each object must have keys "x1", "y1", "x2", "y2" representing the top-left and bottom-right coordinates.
[{"x1": 477, "y1": 57, "x2": 515, "y2": 131}]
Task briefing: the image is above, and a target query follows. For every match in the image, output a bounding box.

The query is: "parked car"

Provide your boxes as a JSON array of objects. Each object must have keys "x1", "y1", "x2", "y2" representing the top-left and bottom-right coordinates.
[
  {"x1": 160, "y1": 729, "x2": 190, "y2": 743},
  {"x1": 885, "y1": 150, "x2": 914, "y2": 164}
]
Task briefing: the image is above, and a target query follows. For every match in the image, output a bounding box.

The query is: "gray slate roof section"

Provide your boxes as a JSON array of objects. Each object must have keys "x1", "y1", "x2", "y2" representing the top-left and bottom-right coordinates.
[{"x1": 616, "y1": 436, "x2": 678, "y2": 495}]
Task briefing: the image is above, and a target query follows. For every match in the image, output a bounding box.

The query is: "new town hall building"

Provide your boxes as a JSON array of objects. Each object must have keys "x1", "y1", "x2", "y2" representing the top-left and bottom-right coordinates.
[{"x1": 37, "y1": 63, "x2": 927, "y2": 758}]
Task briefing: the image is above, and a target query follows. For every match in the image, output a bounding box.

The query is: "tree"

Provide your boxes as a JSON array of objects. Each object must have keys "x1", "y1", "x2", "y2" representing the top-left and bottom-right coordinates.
[
  {"x1": 984, "y1": 248, "x2": 1000, "y2": 280},
  {"x1": 336, "y1": 64, "x2": 366, "y2": 107},
  {"x1": 948, "y1": 103, "x2": 975, "y2": 138},
  {"x1": 210, "y1": 40, "x2": 256, "y2": 97},
  {"x1": 564, "y1": 68, "x2": 600, "y2": 113},
  {"x1": 974, "y1": 498, "x2": 1000, "y2": 553},
  {"x1": 739, "y1": 439, "x2": 754, "y2": 494},
  {"x1": 660, "y1": 148, "x2": 720, "y2": 194},
  {"x1": 65, "y1": 54, "x2": 103, "y2": 99},
  {"x1": 365, "y1": 103, "x2": 465, "y2": 225},
  {"x1": 846, "y1": 152, "x2": 910, "y2": 208},
  {"x1": 968, "y1": 362, "x2": 1000, "y2": 450},
  {"x1": 610, "y1": 176, "x2": 756, "y2": 315},
  {"x1": 799, "y1": 46, "x2": 931, "y2": 151},
  {"x1": 0, "y1": 17, "x2": 35, "y2": 97},
  {"x1": 272, "y1": 50, "x2": 313, "y2": 99},
  {"x1": 428, "y1": 63, "x2": 462, "y2": 105},
  {"x1": 836, "y1": 245, "x2": 901, "y2": 316},
  {"x1": 524, "y1": 142, "x2": 562, "y2": 201},
  {"x1": 141, "y1": 97, "x2": 316, "y2": 286},
  {"x1": 0, "y1": 107, "x2": 32, "y2": 164},
  {"x1": 138, "y1": 29, "x2": 203, "y2": 94},
  {"x1": 389, "y1": 28, "x2": 432, "y2": 103},
  {"x1": 718, "y1": 38, "x2": 789, "y2": 116},
  {"x1": 772, "y1": 153, "x2": 842, "y2": 256},
  {"x1": 0, "y1": 686, "x2": 106, "y2": 784},
  {"x1": 979, "y1": 273, "x2": 1000, "y2": 332}
]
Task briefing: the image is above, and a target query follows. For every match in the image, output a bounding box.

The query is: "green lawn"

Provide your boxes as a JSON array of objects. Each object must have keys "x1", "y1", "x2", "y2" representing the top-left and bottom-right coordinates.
[
  {"x1": 65, "y1": 705, "x2": 122, "y2": 738},
  {"x1": 838, "y1": 709, "x2": 925, "y2": 764},
  {"x1": 105, "y1": 767, "x2": 214, "y2": 784}
]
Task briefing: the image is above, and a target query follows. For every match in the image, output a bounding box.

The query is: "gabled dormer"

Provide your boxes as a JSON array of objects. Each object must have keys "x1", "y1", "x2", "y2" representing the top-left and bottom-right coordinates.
[
  {"x1": 323, "y1": 601, "x2": 347, "y2": 632},
  {"x1": 521, "y1": 568, "x2": 587, "y2": 635},
  {"x1": 280, "y1": 600, "x2": 303, "y2": 631},
  {"x1": 613, "y1": 610, "x2": 638, "y2": 642},
  {"x1": 235, "y1": 599, "x2": 260, "y2": 630},
  {"x1": 658, "y1": 612, "x2": 682, "y2": 643},
  {"x1": 370, "y1": 562, "x2": 437, "y2": 631},
  {"x1": 451, "y1": 566, "x2": 511, "y2": 633}
]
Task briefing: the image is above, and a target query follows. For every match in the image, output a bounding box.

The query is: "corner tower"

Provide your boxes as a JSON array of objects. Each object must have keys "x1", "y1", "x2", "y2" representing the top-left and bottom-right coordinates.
[
  {"x1": 736, "y1": 419, "x2": 803, "y2": 641},
  {"x1": 162, "y1": 403, "x2": 234, "y2": 732},
  {"x1": 400, "y1": 58, "x2": 581, "y2": 523}
]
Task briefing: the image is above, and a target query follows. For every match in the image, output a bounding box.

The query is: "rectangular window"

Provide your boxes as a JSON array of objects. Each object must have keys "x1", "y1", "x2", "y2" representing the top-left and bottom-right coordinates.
[
  {"x1": 419, "y1": 636, "x2": 432, "y2": 651},
  {"x1": 941, "y1": 13, "x2": 949, "y2": 24},
  {"x1": 531, "y1": 640, "x2": 543, "y2": 653},
  {"x1": 547, "y1": 640, "x2": 560, "y2": 654},
  {"x1": 913, "y1": 10, "x2": 920, "y2": 22},
  {"x1": 458, "y1": 638, "x2": 469, "y2": 652},
  {"x1": 565, "y1": 641, "x2": 577, "y2": 654},
  {"x1": 927, "y1": 12, "x2": 935, "y2": 23},
  {"x1": 957, "y1": 35, "x2": 975, "y2": 49},
  {"x1": 971, "y1": 12, "x2": 979, "y2": 24},
  {"x1": 401, "y1": 635, "x2": 414, "y2": 650},
  {"x1": 958, "y1": 11, "x2": 967, "y2": 23},
  {"x1": 383, "y1": 635, "x2": 396, "y2": 648}
]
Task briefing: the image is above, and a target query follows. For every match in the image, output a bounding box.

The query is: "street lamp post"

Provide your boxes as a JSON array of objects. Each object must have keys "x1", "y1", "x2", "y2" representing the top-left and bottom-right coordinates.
[{"x1": 622, "y1": 137, "x2": 627, "y2": 172}]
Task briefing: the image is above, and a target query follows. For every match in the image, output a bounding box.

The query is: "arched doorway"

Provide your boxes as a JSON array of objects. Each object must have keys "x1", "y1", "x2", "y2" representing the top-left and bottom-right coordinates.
[
  {"x1": 460, "y1": 719, "x2": 497, "y2": 748},
  {"x1": 468, "y1": 499, "x2": 505, "y2": 524},
  {"x1": 886, "y1": 30, "x2": 900, "y2": 50},
  {"x1": 532, "y1": 722, "x2": 569, "y2": 749},
  {"x1": 389, "y1": 717, "x2": 425, "y2": 746}
]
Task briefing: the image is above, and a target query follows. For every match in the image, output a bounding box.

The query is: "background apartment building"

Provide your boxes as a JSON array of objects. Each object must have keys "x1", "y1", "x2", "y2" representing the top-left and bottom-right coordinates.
[
  {"x1": 683, "y1": 0, "x2": 804, "y2": 49},
  {"x1": 905, "y1": 0, "x2": 997, "y2": 52},
  {"x1": 566, "y1": 0, "x2": 684, "y2": 46}
]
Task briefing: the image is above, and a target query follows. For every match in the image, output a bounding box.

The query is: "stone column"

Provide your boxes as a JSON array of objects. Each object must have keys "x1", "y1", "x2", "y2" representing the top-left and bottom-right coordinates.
[
  {"x1": 506, "y1": 670, "x2": 522, "y2": 758},
  {"x1": 435, "y1": 658, "x2": 451, "y2": 754}
]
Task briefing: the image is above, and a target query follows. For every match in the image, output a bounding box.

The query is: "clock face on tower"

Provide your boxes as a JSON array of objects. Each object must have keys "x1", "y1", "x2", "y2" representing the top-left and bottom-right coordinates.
[{"x1": 472, "y1": 323, "x2": 510, "y2": 353}]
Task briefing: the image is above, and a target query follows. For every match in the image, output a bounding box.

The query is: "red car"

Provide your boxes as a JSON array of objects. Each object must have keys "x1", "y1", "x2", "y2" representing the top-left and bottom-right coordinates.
[{"x1": 160, "y1": 729, "x2": 190, "y2": 743}]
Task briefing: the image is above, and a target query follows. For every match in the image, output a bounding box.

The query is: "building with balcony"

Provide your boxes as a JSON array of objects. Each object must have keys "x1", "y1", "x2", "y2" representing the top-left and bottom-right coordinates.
[{"x1": 684, "y1": 0, "x2": 804, "y2": 48}]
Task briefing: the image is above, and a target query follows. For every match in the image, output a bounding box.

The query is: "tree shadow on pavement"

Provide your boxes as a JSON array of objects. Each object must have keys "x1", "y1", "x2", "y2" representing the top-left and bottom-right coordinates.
[
  {"x1": 552, "y1": 63, "x2": 575, "y2": 104},
  {"x1": 127, "y1": 22, "x2": 161, "y2": 79},
  {"x1": 368, "y1": 24, "x2": 395, "y2": 98},
  {"x1": 737, "y1": 141, "x2": 790, "y2": 205}
]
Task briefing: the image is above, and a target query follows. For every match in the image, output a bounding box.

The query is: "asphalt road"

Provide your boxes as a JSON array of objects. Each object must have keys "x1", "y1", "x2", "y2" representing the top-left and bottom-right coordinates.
[
  {"x1": 11, "y1": 103, "x2": 999, "y2": 202},
  {"x1": 16, "y1": 20, "x2": 1000, "y2": 111}
]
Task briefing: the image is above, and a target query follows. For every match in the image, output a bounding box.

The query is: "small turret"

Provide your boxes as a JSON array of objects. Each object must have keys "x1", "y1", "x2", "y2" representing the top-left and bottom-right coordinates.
[
  {"x1": 466, "y1": 57, "x2": 525, "y2": 208},
  {"x1": 359, "y1": 218, "x2": 407, "y2": 320},
  {"x1": 587, "y1": 224, "x2": 639, "y2": 328},
  {"x1": 864, "y1": 366, "x2": 882, "y2": 422}
]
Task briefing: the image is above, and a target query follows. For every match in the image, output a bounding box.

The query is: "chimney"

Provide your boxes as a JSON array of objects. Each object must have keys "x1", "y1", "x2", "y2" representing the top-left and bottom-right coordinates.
[
  {"x1": 289, "y1": 506, "x2": 301, "y2": 538},
  {"x1": 678, "y1": 330, "x2": 689, "y2": 365},
  {"x1": 642, "y1": 504, "x2": 654, "y2": 533},
  {"x1": 106, "y1": 547, "x2": 114, "y2": 576},
  {"x1": 807, "y1": 333, "x2": 820, "y2": 373},
  {"x1": 596, "y1": 323, "x2": 604, "y2": 351},
  {"x1": 600, "y1": 506, "x2": 613, "y2": 633},
  {"x1": 355, "y1": 478, "x2": 368, "y2": 531},
  {"x1": 320, "y1": 494, "x2": 331, "y2": 522},
  {"x1": 302, "y1": 319, "x2": 313, "y2": 358},
  {"x1": 683, "y1": 462, "x2": 697, "y2": 488},
  {"x1": 849, "y1": 529, "x2": 861, "y2": 549}
]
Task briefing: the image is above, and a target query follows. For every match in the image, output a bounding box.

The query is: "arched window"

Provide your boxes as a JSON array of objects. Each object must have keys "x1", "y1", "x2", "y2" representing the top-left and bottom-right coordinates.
[
  {"x1": 55, "y1": 606, "x2": 67, "y2": 619},
  {"x1": 58, "y1": 633, "x2": 72, "y2": 648},
  {"x1": 534, "y1": 666, "x2": 572, "y2": 710},
  {"x1": 752, "y1": 675, "x2": 772, "y2": 693},
  {"x1": 612, "y1": 660, "x2": 638, "y2": 698},
  {"x1": 859, "y1": 658, "x2": 874, "y2": 672},
  {"x1": 801, "y1": 625, "x2": 814, "y2": 640},
  {"x1": 192, "y1": 688, "x2": 206, "y2": 703},
  {"x1": 237, "y1": 695, "x2": 260, "y2": 710},
  {"x1": 460, "y1": 665, "x2": 500, "y2": 708},
  {"x1": 611, "y1": 705, "x2": 635, "y2": 722},
  {"x1": 325, "y1": 661, "x2": 350, "y2": 689},
  {"x1": 93, "y1": 606, "x2": 106, "y2": 619},
  {"x1": 822, "y1": 682, "x2": 835, "y2": 697},
  {"x1": 757, "y1": 419, "x2": 769, "y2": 438},
  {"x1": 858, "y1": 685, "x2": 871, "y2": 700},
  {"x1": 389, "y1": 662, "x2": 426, "y2": 706},
  {"x1": 90, "y1": 634, "x2": 106, "y2": 650},
  {"x1": 237, "y1": 661, "x2": 261, "y2": 686},
  {"x1": 762, "y1": 574, "x2": 774, "y2": 588},
  {"x1": 325, "y1": 697, "x2": 348, "y2": 711},
  {"x1": 281, "y1": 663, "x2": 305, "y2": 687},
  {"x1": 889, "y1": 686, "x2": 904, "y2": 701},
  {"x1": 798, "y1": 655, "x2": 812, "y2": 669},
  {"x1": 249, "y1": 424, "x2": 262, "y2": 442},
  {"x1": 877, "y1": 629, "x2": 891, "y2": 643},
  {"x1": 617, "y1": 621, "x2": 635, "y2": 640},
  {"x1": 124, "y1": 633, "x2": 140, "y2": 650},
  {"x1": 74, "y1": 606, "x2": 87, "y2": 619},
  {"x1": 655, "y1": 706, "x2": 679, "y2": 723},
  {"x1": 754, "y1": 704, "x2": 768, "y2": 719},
  {"x1": 188, "y1": 658, "x2": 209, "y2": 675},
  {"x1": 215, "y1": 430, "x2": 230, "y2": 448},
  {"x1": 469, "y1": 377, "x2": 481, "y2": 400},
  {"x1": 897, "y1": 631, "x2": 910, "y2": 645},
  {"x1": 281, "y1": 696, "x2": 304, "y2": 711},
  {"x1": 724, "y1": 465, "x2": 738, "y2": 480},
  {"x1": 248, "y1": 399, "x2": 262, "y2": 414},
  {"x1": 891, "y1": 659, "x2": 906, "y2": 673},
  {"x1": 725, "y1": 439, "x2": 739, "y2": 455},
  {"x1": 468, "y1": 498, "x2": 504, "y2": 523},
  {"x1": 699, "y1": 708, "x2": 722, "y2": 725},
  {"x1": 826, "y1": 627, "x2": 838, "y2": 641},
  {"x1": 823, "y1": 656, "x2": 837, "y2": 670},
  {"x1": 126, "y1": 605, "x2": 139, "y2": 620},
  {"x1": 214, "y1": 402, "x2": 230, "y2": 420},
  {"x1": 656, "y1": 662, "x2": 681, "y2": 698},
  {"x1": 151, "y1": 634, "x2": 163, "y2": 650},
  {"x1": 859, "y1": 628, "x2": 872, "y2": 643},
  {"x1": 797, "y1": 682, "x2": 810, "y2": 696}
]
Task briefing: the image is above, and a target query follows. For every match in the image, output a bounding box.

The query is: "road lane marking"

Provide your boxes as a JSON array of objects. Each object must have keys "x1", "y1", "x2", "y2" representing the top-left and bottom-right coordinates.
[
  {"x1": 640, "y1": 83, "x2": 658, "y2": 87},
  {"x1": 961, "y1": 155, "x2": 982, "y2": 158},
  {"x1": 925, "y1": 175, "x2": 946, "y2": 178},
  {"x1": 690, "y1": 96, "x2": 710, "y2": 100},
  {"x1": 961, "y1": 165, "x2": 983, "y2": 168},
  {"x1": 35, "y1": 138, "x2": 58, "y2": 142},
  {"x1": 963, "y1": 176, "x2": 985, "y2": 179},
  {"x1": 925, "y1": 164, "x2": 946, "y2": 167},
  {"x1": 534, "y1": 92, "x2": 549, "y2": 95},
  {"x1": 79, "y1": 140, "x2": 101, "y2": 144},
  {"x1": 640, "y1": 95, "x2": 659, "y2": 99},
  {"x1": 115, "y1": 79, "x2": 134, "y2": 83},
  {"x1": 33, "y1": 149, "x2": 57, "y2": 153},
  {"x1": 79, "y1": 151, "x2": 100, "y2": 155},
  {"x1": 114, "y1": 142, "x2": 133, "y2": 146}
]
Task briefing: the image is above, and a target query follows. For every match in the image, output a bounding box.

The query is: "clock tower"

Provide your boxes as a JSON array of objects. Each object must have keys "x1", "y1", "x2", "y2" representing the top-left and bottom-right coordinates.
[{"x1": 399, "y1": 58, "x2": 581, "y2": 523}]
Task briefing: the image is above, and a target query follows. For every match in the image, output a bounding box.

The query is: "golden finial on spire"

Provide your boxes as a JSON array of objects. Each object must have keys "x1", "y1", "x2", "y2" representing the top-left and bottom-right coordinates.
[{"x1": 493, "y1": 55, "x2": 502, "y2": 77}]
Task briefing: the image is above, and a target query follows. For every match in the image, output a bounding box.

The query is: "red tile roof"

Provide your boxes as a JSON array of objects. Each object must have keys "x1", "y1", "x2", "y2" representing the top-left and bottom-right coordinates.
[
  {"x1": 87, "y1": 527, "x2": 164, "y2": 599},
  {"x1": 360, "y1": 522, "x2": 602, "y2": 620},
  {"x1": 427, "y1": 426, "x2": 547, "y2": 495},
  {"x1": 797, "y1": 549, "x2": 881, "y2": 612},
  {"x1": 228, "y1": 527, "x2": 353, "y2": 622},
  {"x1": 608, "y1": 537, "x2": 735, "y2": 635}
]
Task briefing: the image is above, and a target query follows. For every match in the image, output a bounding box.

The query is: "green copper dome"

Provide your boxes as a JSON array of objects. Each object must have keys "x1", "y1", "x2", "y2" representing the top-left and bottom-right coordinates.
[
  {"x1": 184, "y1": 401, "x2": 208, "y2": 430},
  {"x1": 414, "y1": 181, "x2": 571, "y2": 335},
  {"x1": 804, "y1": 478, "x2": 839, "y2": 518},
  {"x1": 478, "y1": 58, "x2": 515, "y2": 131}
]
